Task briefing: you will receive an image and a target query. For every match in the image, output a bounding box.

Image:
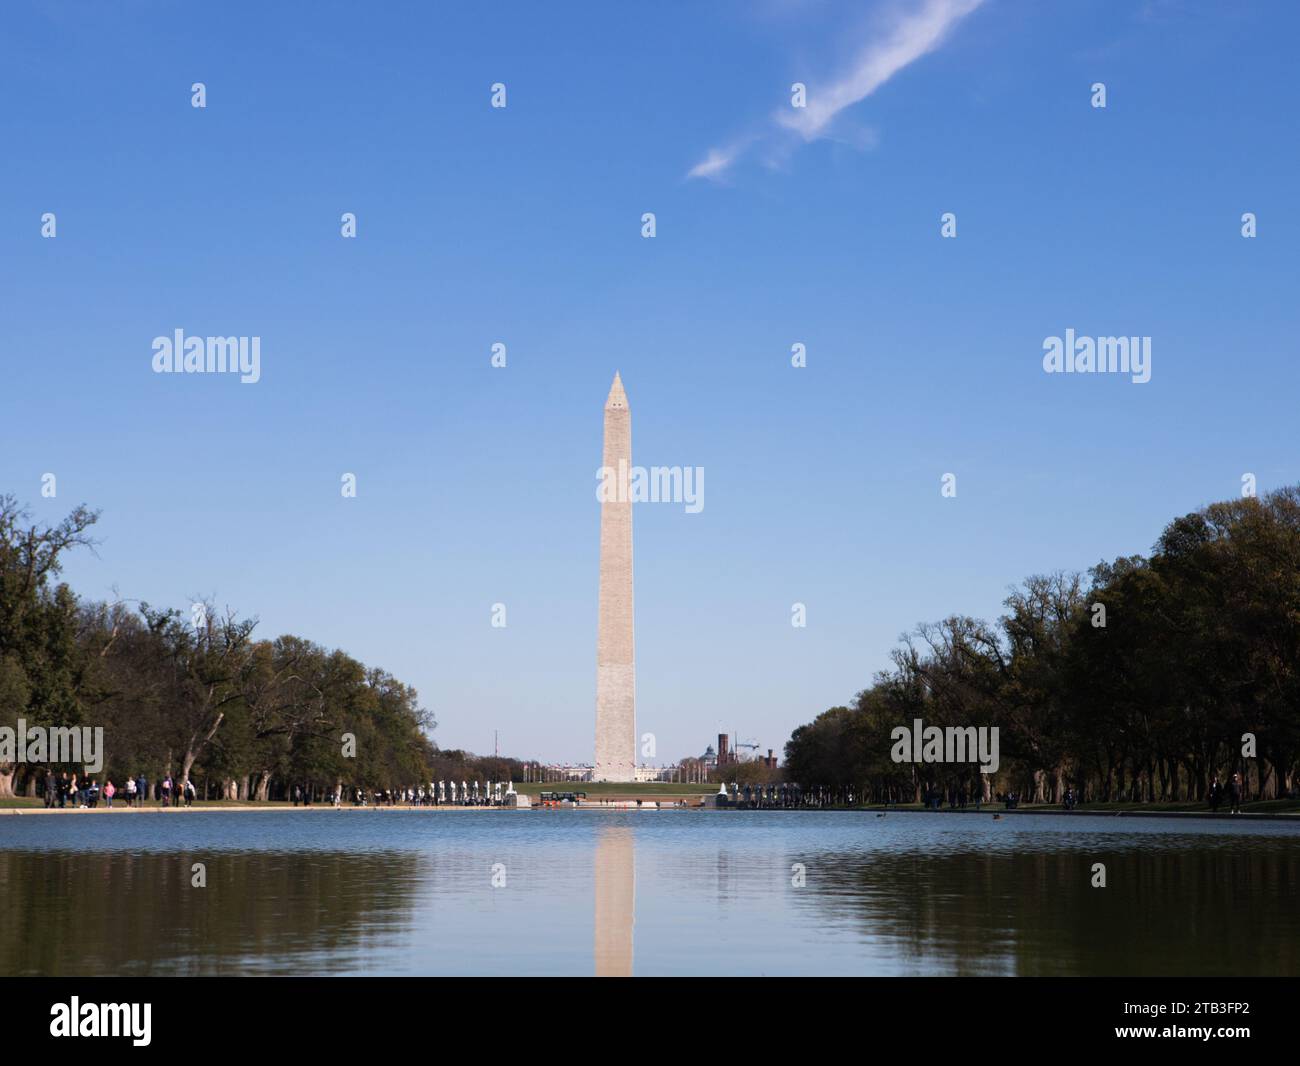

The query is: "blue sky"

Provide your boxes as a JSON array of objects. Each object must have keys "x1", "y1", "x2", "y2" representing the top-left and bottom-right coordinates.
[{"x1": 2, "y1": 0, "x2": 1297, "y2": 764}]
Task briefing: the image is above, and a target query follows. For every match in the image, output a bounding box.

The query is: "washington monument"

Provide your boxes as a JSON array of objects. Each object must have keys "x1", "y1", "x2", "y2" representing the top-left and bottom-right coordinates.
[{"x1": 595, "y1": 372, "x2": 636, "y2": 782}]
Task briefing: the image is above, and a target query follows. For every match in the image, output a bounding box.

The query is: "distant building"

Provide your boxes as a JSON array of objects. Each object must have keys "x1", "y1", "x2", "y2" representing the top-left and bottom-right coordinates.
[
  {"x1": 704, "y1": 735, "x2": 777, "y2": 773},
  {"x1": 634, "y1": 765, "x2": 679, "y2": 783},
  {"x1": 541, "y1": 764, "x2": 594, "y2": 782},
  {"x1": 540, "y1": 763, "x2": 681, "y2": 783}
]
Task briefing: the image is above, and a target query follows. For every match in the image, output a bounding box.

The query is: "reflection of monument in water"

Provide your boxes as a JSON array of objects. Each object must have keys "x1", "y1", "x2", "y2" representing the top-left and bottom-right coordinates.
[
  {"x1": 594, "y1": 373, "x2": 637, "y2": 782},
  {"x1": 594, "y1": 826, "x2": 635, "y2": 977}
]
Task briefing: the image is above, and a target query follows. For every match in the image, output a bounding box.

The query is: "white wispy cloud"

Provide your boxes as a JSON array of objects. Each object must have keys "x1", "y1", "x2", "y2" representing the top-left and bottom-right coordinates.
[
  {"x1": 686, "y1": 142, "x2": 746, "y2": 181},
  {"x1": 687, "y1": 0, "x2": 984, "y2": 181}
]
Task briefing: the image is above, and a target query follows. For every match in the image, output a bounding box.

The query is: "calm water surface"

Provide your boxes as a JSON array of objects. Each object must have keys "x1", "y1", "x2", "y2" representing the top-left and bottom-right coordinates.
[{"x1": 1, "y1": 810, "x2": 1296, "y2": 976}]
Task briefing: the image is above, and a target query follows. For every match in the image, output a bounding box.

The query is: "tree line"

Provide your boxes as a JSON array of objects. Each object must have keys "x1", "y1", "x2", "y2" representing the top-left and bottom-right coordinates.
[
  {"x1": 784, "y1": 487, "x2": 1300, "y2": 806},
  {"x1": 0, "y1": 495, "x2": 516, "y2": 801}
]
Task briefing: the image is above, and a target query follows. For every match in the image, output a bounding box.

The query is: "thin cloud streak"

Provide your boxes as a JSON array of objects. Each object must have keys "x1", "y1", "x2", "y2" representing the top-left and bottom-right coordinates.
[
  {"x1": 688, "y1": 0, "x2": 984, "y2": 180},
  {"x1": 687, "y1": 143, "x2": 744, "y2": 181}
]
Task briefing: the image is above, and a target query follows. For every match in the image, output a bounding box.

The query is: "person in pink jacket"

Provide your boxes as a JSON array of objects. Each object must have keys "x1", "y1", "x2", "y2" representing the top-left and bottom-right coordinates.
[{"x1": 104, "y1": 780, "x2": 116, "y2": 808}]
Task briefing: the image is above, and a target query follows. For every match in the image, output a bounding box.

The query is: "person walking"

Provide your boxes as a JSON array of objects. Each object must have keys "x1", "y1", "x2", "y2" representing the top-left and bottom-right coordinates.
[
  {"x1": 104, "y1": 780, "x2": 115, "y2": 808},
  {"x1": 1228, "y1": 773, "x2": 1243, "y2": 815},
  {"x1": 125, "y1": 776, "x2": 137, "y2": 808},
  {"x1": 185, "y1": 779, "x2": 195, "y2": 807},
  {"x1": 137, "y1": 774, "x2": 148, "y2": 809},
  {"x1": 1208, "y1": 775, "x2": 1223, "y2": 812}
]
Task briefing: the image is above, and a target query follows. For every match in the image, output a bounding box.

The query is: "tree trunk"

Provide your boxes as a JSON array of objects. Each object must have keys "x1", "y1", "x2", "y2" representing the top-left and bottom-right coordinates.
[
  {"x1": 178, "y1": 711, "x2": 224, "y2": 796},
  {"x1": 180, "y1": 751, "x2": 196, "y2": 797},
  {"x1": 0, "y1": 764, "x2": 15, "y2": 799}
]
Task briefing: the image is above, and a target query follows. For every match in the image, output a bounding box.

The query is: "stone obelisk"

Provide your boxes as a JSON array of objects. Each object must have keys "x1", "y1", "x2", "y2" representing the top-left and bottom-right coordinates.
[{"x1": 595, "y1": 372, "x2": 636, "y2": 782}]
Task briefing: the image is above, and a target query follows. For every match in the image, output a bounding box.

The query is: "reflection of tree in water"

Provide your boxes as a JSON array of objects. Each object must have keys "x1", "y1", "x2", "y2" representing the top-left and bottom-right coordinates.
[
  {"x1": 0, "y1": 849, "x2": 428, "y2": 975},
  {"x1": 793, "y1": 842, "x2": 1300, "y2": 976},
  {"x1": 594, "y1": 827, "x2": 634, "y2": 977}
]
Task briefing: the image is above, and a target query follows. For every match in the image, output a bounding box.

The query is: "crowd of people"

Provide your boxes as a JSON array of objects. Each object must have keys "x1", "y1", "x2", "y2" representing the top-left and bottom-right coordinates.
[
  {"x1": 40, "y1": 771, "x2": 196, "y2": 809},
  {"x1": 30, "y1": 768, "x2": 1260, "y2": 814},
  {"x1": 32, "y1": 773, "x2": 513, "y2": 809}
]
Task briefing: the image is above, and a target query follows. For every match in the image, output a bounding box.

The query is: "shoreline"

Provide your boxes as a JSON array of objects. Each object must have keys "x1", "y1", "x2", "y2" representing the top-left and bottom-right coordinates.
[
  {"x1": 3, "y1": 803, "x2": 1298, "y2": 822},
  {"x1": 885, "y1": 806, "x2": 1300, "y2": 822},
  {"x1": 0, "y1": 804, "x2": 514, "y2": 815}
]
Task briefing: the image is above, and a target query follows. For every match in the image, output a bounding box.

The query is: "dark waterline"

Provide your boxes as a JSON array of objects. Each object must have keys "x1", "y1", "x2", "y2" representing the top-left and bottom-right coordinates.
[{"x1": 2, "y1": 811, "x2": 1296, "y2": 976}]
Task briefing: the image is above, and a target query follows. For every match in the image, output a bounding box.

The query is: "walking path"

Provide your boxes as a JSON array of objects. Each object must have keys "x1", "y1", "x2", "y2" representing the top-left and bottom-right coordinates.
[{"x1": 0, "y1": 804, "x2": 514, "y2": 815}]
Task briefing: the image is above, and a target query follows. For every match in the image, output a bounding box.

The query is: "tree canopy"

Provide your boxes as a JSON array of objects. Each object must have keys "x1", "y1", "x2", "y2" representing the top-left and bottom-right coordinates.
[
  {"x1": 784, "y1": 487, "x2": 1300, "y2": 805},
  {"x1": 0, "y1": 495, "x2": 521, "y2": 800}
]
